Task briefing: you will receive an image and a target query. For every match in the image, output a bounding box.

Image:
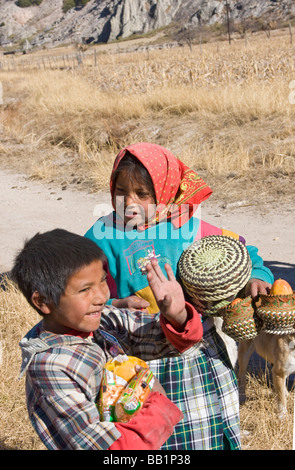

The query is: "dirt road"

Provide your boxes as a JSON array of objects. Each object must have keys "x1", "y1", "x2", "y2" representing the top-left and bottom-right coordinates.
[{"x1": 1, "y1": 168, "x2": 294, "y2": 288}]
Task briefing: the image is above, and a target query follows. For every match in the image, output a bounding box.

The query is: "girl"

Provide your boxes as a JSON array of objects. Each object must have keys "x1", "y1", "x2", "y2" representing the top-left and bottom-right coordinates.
[
  {"x1": 85, "y1": 142, "x2": 273, "y2": 450},
  {"x1": 85, "y1": 142, "x2": 273, "y2": 314}
]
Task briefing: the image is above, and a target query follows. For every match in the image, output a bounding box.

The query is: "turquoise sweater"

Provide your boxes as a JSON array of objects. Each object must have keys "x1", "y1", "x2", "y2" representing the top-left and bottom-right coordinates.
[{"x1": 85, "y1": 212, "x2": 273, "y2": 312}]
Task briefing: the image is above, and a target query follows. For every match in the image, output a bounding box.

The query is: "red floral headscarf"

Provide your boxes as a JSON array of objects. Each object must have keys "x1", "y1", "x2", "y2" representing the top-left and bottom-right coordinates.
[{"x1": 110, "y1": 142, "x2": 212, "y2": 228}]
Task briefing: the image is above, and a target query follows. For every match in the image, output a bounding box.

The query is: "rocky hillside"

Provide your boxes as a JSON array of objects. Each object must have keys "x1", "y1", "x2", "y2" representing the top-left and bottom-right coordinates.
[{"x1": 0, "y1": 0, "x2": 295, "y2": 49}]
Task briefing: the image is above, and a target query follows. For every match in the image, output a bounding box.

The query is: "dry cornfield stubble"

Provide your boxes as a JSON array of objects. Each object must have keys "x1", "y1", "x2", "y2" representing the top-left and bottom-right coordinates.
[
  {"x1": 0, "y1": 31, "x2": 295, "y2": 205},
  {"x1": 0, "y1": 31, "x2": 294, "y2": 450}
]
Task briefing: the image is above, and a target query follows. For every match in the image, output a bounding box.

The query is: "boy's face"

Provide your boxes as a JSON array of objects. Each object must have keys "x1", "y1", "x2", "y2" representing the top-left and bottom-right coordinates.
[
  {"x1": 42, "y1": 260, "x2": 110, "y2": 334},
  {"x1": 113, "y1": 170, "x2": 156, "y2": 227}
]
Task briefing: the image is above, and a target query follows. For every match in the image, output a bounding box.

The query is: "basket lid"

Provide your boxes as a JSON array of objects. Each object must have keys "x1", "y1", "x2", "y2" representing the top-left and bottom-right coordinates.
[{"x1": 178, "y1": 235, "x2": 252, "y2": 304}]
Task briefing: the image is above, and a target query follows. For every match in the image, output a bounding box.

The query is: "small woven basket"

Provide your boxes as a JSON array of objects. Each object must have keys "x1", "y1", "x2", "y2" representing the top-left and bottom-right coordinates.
[
  {"x1": 256, "y1": 293, "x2": 295, "y2": 335},
  {"x1": 186, "y1": 297, "x2": 232, "y2": 317},
  {"x1": 219, "y1": 296, "x2": 262, "y2": 341},
  {"x1": 178, "y1": 235, "x2": 252, "y2": 316}
]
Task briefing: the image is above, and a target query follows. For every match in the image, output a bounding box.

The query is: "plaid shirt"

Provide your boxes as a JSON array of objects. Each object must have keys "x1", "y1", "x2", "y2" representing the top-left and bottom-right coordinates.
[
  {"x1": 19, "y1": 305, "x2": 240, "y2": 450},
  {"x1": 101, "y1": 308, "x2": 241, "y2": 450}
]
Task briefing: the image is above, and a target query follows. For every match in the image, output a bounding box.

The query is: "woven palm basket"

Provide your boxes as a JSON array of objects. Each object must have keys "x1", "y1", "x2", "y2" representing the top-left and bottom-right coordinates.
[
  {"x1": 219, "y1": 296, "x2": 263, "y2": 341},
  {"x1": 256, "y1": 293, "x2": 295, "y2": 335},
  {"x1": 178, "y1": 235, "x2": 252, "y2": 316}
]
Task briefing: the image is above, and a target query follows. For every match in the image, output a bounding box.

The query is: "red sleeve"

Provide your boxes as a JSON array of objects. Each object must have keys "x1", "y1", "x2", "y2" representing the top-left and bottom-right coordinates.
[
  {"x1": 108, "y1": 392, "x2": 183, "y2": 450},
  {"x1": 160, "y1": 302, "x2": 203, "y2": 353}
]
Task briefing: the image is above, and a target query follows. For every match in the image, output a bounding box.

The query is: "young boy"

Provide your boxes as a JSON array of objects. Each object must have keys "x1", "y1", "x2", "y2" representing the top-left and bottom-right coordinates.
[{"x1": 13, "y1": 229, "x2": 201, "y2": 450}]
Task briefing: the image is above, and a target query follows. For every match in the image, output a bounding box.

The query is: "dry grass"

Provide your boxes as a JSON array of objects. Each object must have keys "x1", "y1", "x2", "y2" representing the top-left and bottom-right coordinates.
[
  {"x1": 240, "y1": 373, "x2": 294, "y2": 450},
  {"x1": 0, "y1": 31, "x2": 295, "y2": 450},
  {"x1": 0, "y1": 32, "x2": 295, "y2": 204},
  {"x1": 0, "y1": 279, "x2": 293, "y2": 450},
  {"x1": 0, "y1": 278, "x2": 45, "y2": 450}
]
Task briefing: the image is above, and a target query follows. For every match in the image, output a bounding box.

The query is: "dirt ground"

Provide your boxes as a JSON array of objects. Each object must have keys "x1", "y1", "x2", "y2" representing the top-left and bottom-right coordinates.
[{"x1": 1, "y1": 166, "x2": 294, "y2": 290}]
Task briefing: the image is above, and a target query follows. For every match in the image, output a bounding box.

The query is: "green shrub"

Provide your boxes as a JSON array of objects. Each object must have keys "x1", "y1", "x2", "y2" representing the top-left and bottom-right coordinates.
[
  {"x1": 62, "y1": 0, "x2": 91, "y2": 13},
  {"x1": 16, "y1": 0, "x2": 43, "y2": 7},
  {"x1": 62, "y1": 0, "x2": 75, "y2": 13}
]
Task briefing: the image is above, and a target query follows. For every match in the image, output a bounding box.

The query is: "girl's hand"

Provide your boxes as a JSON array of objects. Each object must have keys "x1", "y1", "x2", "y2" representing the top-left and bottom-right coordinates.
[
  {"x1": 112, "y1": 296, "x2": 150, "y2": 311},
  {"x1": 245, "y1": 278, "x2": 272, "y2": 299},
  {"x1": 145, "y1": 259, "x2": 187, "y2": 329}
]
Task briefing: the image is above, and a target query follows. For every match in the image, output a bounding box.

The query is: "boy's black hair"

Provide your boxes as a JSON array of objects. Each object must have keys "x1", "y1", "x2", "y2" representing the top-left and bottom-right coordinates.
[
  {"x1": 111, "y1": 152, "x2": 156, "y2": 203},
  {"x1": 11, "y1": 229, "x2": 107, "y2": 315}
]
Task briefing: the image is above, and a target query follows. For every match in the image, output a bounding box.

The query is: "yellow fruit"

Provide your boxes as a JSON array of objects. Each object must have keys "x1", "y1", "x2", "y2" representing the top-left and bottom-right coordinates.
[
  {"x1": 270, "y1": 279, "x2": 293, "y2": 295},
  {"x1": 104, "y1": 356, "x2": 148, "y2": 382}
]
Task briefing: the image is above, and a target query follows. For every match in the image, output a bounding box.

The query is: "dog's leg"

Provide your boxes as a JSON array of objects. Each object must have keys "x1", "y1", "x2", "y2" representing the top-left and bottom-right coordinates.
[
  {"x1": 272, "y1": 367, "x2": 288, "y2": 419},
  {"x1": 238, "y1": 339, "x2": 255, "y2": 404}
]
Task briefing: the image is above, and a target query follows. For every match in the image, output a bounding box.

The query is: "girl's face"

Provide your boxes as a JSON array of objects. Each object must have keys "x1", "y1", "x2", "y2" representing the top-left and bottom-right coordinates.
[{"x1": 113, "y1": 170, "x2": 156, "y2": 227}]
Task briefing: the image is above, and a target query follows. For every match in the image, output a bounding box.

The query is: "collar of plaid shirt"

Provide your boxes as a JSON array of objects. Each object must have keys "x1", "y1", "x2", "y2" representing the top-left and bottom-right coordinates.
[{"x1": 19, "y1": 321, "x2": 125, "y2": 378}]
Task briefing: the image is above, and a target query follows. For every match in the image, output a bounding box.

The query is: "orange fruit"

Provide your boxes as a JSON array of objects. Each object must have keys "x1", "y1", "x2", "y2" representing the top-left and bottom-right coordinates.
[
  {"x1": 104, "y1": 356, "x2": 148, "y2": 382},
  {"x1": 270, "y1": 279, "x2": 293, "y2": 295}
]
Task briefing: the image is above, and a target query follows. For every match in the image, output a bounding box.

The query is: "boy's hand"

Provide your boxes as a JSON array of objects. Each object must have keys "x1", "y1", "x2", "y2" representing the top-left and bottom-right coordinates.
[
  {"x1": 151, "y1": 375, "x2": 167, "y2": 396},
  {"x1": 135, "y1": 365, "x2": 166, "y2": 396},
  {"x1": 145, "y1": 259, "x2": 187, "y2": 329}
]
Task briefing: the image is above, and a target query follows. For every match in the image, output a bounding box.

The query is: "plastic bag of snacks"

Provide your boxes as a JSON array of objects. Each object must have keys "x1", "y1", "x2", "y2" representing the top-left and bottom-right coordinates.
[{"x1": 98, "y1": 354, "x2": 154, "y2": 422}]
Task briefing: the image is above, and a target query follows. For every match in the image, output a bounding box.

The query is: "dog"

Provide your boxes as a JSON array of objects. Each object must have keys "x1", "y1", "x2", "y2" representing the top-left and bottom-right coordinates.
[{"x1": 238, "y1": 332, "x2": 295, "y2": 418}]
